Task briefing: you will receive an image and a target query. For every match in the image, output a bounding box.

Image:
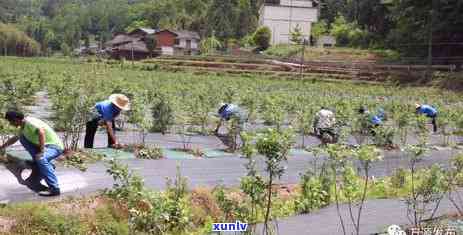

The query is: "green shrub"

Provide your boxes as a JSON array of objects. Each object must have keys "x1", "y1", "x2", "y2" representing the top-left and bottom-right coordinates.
[
  {"x1": 105, "y1": 160, "x2": 193, "y2": 234},
  {"x1": 330, "y1": 15, "x2": 368, "y2": 48},
  {"x1": 136, "y1": 145, "x2": 164, "y2": 160},
  {"x1": 391, "y1": 168, "x2": 407, "y2": 189},
  {"x1": 372, "y1": 125, "x2": 395, "y2": 147},
  {"x1": 311, "y1": 20, "x2": 329, "y2": 40},
  {"x1": 252, "y1": 26, "x2": 271, "y2": 51},
  {"x1": 213, "y1": 185, "x2": 247, "y2": 221},
  {"x1": 295, "y1": 170, "x2": 328, "y2": 213},
  {"x1": 290, "y1": 24, "x2": 303, "y2": 44},
  {"x1": 93, "y1": 206, "x2": 129, "y2": 235},
  {"x1": 151, "y1": 94, "x2": 174, "y2": 134}
]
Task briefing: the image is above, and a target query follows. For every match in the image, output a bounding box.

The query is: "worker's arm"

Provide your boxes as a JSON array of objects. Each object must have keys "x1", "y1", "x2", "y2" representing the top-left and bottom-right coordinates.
[
  {"x1": 105, "y1": 120, "x2": 119, "y2": 148},
  {"x1": 214, "y1": 118, "x2": 223, "y2": 133},
  {"x1": 0, "y1": 135, "x2": 20, "y2": 149},
  {"x1": 33, "y1": 128, "x2": 46, "y2": 160},
  {"x1": 38, "y1": 128, "x2": 45, "y2": 152}
]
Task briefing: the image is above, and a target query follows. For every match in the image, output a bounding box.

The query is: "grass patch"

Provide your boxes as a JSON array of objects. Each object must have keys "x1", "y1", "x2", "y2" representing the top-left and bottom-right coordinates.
[
  {"x1": 265, "y1": 44, "x2": 399, "y2": 61},
  {"x1": 0, "y1": 196, "x2": 129, "y2": 235}
]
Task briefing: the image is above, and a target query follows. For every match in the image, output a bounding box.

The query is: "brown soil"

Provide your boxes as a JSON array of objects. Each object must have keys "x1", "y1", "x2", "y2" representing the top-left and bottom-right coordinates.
[
  {"x1": 0, "y1": 217, "x2": 15, "y2": 234},
  {"x1": 190, "y1": 187, "x2": 223, "y2": 224},
  {"x1": 274, "y1": 184, "x2": 300, "y2": 200},
  {"x1": 170, "y1": 148, "x2": 205, "y2": 157},
  {"x1": 145, "y1": 57, "x2": 461, "y2": 90},
  {"x1": 51, "y1": 195, "x2": 108, "y2": 217}
]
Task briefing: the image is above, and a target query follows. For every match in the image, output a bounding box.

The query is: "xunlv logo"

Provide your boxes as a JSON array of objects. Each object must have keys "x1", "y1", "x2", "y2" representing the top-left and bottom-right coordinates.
[{"x1": 212, "y1": 221, "x2": 248, "y2": 231}]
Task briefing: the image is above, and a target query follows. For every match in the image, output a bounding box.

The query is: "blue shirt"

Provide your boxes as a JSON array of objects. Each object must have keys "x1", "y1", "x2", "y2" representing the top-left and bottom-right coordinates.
[
  {"x1": 219, "y1": 104, "x2": 242, "y2": 121},
  {"x1": 371, "y1": 115, "x2": 383, "y2": 125},
  {"x1": 417, "y1": 105, "x2": 437, "y2": 117},
  {"x1": 95, "y1": 100, "x2": 121, "y2": 121}
]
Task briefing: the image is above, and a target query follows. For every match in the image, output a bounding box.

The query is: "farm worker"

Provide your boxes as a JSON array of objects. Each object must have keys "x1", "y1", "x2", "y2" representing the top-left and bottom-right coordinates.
[
  {"x1": 214, "y1": 103, "x2": 248, "y2": 149},
  {"x1": 214, "y1": 103, "x2": 248, "y2": 133},
  {"x1": 415, "y1": 103, "x2": 438, "y2": 132},
  {"x1": 313, "y1": 107, "x2": 336, "y2": 138},
  {"x1": 84, "y1": 94, "x2": 130, "y2": 149},
  {"x1": 358, "y1": 106, "x2": 384, "y2": 134},
  {"x1": 0, "y1": 111, "x2": 64, "y2": 196}
]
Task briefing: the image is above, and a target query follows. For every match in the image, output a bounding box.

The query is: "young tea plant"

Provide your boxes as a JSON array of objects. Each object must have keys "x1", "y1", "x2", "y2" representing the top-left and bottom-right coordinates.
[
  {"x1": 404, "y1": 144, "x2": 433, "y2": 228},
  {"x1": 151, "y1": 93, "x2": 174, "y2": 135},
  {"x1": 444, "y1": 153, "x2": 463, "y2": 216},
  {"x1": 348, "y1": 145, "x2": 382, "y2": 235},
  {"x1": 255, "y1": 128, "x2": 294, "y2": 235},
  {"x1": 240, "y1": 132, "x2": 266, "y2": 234},
  {"x1": 325, "y1": 144, "x2": 352, "y2": 235},
  {"x1": 295, "y1": 169, "x2": 328, "y2": 213},
  {"x1": 129, "y1": 92, "x2": 152, "y2": 146}
]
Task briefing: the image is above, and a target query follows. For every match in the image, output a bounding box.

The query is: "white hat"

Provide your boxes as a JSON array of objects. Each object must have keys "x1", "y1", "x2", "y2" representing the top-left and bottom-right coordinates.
[{"x1": 109, "y1": 94, "x2": 130, "y2": 111}]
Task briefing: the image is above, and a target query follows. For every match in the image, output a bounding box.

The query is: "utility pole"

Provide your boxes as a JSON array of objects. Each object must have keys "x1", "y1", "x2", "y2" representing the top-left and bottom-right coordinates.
[
  {"x1": 300, "y1": 38, "x2": 308, "y2": 80},
  {"x1": 289, "y1": 0, "x2": 293, "y2": 42},
  {"x1": 131, "y1": 40, "x2": 134, "y2": 67},
  {"x1": 426, "y1": 0, "x2": 436, "y2": 80}
]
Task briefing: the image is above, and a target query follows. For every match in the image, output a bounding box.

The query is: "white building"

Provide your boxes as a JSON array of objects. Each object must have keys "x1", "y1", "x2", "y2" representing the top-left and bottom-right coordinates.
[
  {"x1": 259, "y1": 0, "x2": 319, "y2": 45},
  {"x1": 317, "y1": 35, "x2": 336, "y2": 48}
]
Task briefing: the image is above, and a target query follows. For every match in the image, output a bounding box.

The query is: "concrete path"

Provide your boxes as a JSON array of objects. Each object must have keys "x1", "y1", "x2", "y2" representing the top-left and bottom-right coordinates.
[
  {"x1": 0, "y1": 131, "x2": 457, "y2": 203},
  {"x1": 264, "y1": 196, "x2": 459, "y2": 235},
  {"x1": 0, "y1": 132, "x2": 460, "y2": 235}
]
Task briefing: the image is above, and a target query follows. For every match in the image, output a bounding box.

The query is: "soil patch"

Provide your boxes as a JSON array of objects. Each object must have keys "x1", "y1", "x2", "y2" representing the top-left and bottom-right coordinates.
[{"x1": 0, "y1": 217, "x2": 15, "y2": 233}]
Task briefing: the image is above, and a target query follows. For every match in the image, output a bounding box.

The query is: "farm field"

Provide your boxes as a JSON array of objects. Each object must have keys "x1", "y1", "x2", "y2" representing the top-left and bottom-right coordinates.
[{"x1": 2, "y1": 57, "x2": 463, "y2": 234}]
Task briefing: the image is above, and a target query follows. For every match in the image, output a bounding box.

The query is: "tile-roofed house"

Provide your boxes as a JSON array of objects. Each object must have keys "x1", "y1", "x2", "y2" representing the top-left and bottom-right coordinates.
[
  {"x1": 128, "y1": 28, "x2": 157, "y2": 37},
  {"x1": 171, "y1": 30, "x2": 200, "y2": 40},
  {"x1": 109, "y1": 39, "x2": 151, "y2": 60},
  {"x1": 105, "y1": 34, "x2": 137, "y2": 47},
  {"x1": 154, "y1": 29, "x2": 201, "y2": 56},
  {"x1": 105, "y1": 28, "x2": 200, "y2": 59}
]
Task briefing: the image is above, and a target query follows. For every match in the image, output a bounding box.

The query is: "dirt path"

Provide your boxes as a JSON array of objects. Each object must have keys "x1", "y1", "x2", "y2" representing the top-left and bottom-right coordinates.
[{"x1": 23, "y1": 91, "x2": 54, "y2": 121}]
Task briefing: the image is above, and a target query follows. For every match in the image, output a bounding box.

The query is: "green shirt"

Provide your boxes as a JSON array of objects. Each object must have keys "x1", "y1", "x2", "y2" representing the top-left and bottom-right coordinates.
[{"x1": 21, "y1": 117, "x2": 64, "y2": 150}]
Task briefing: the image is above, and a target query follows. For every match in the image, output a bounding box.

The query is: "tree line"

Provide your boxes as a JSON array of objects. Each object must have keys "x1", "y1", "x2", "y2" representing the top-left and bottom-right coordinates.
[{"x1": 0, "y1": 0, "x2": 461, "y2": 58}]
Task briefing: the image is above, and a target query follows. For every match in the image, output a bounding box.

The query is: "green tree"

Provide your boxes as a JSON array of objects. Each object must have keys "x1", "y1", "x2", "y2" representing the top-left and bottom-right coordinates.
[
  {"x1": 330, "y1": 15, "x2": 367, "y2": 47},
  {"x1": 199, "y1": 35, "x2": 222, "y2": 54},
  {"x1": 236, "y1": 0, "x2": 258, "y2": 38},
  {"x1": 290, "y1": 24, "x2": 303, "y2": 44},
  {"x1": 0, "y1": 23, "x2": 41, "y2": 56},
  {"x1": 0, "y1": 0, "x2": 15, "y2": 22},
  {"x1": 145, "y1": 34, "x2": 157, "y2": 57},
  {"x1": 207, "y1": 0, "x2": 239, "y2": 42},
  {"x1": 255, "y1": 128, "x2": 294, "y2": 235},
  {"x1": 60, "y1": 42, "x2": 70, "y2": 56},
  {"x1": 252, "y1": 26, "x2": 271, "y2": 51},
  {"x1": 311, "y1": 20, "x2": 329, "y2": 40},
  {"x1": 387, "y1": 0, "x2": 463, "y2": 57}
]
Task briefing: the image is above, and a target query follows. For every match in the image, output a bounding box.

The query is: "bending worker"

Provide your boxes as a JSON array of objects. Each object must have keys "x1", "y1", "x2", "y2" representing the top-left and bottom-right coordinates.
[
  {"x1": 0, "y1": 111, "x2": 64, "y2": 196},
  {"x1": 358, "y1": 106, "x2": 384, "y2": 135},
  {"x1": 415, "y1": 103, "x2": 438, "y2": 132},
  {"x1": 84, "y1": 94, "x2": 130, "y2": 148},
  {"x1": 313, "y1": 107, "x2": 337, "y2": 143},
  {"x1": 214, "y1": 103, "x2": 248, "y2": 150}
]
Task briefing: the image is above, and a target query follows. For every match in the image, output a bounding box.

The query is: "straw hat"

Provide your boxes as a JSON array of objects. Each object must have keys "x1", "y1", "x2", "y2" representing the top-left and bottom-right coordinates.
[{"x1": 109, "y1": 94, "x2": 130, "y2": 111}]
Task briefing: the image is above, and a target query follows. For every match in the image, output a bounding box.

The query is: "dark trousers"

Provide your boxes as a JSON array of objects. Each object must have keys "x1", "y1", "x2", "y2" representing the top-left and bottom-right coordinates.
[
  {"x1": 84, "y1": 118, "x2": 116, "y2": 148},
  {"x1": 431, "y1": 115, "x2": 437, "y2": 132}
]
